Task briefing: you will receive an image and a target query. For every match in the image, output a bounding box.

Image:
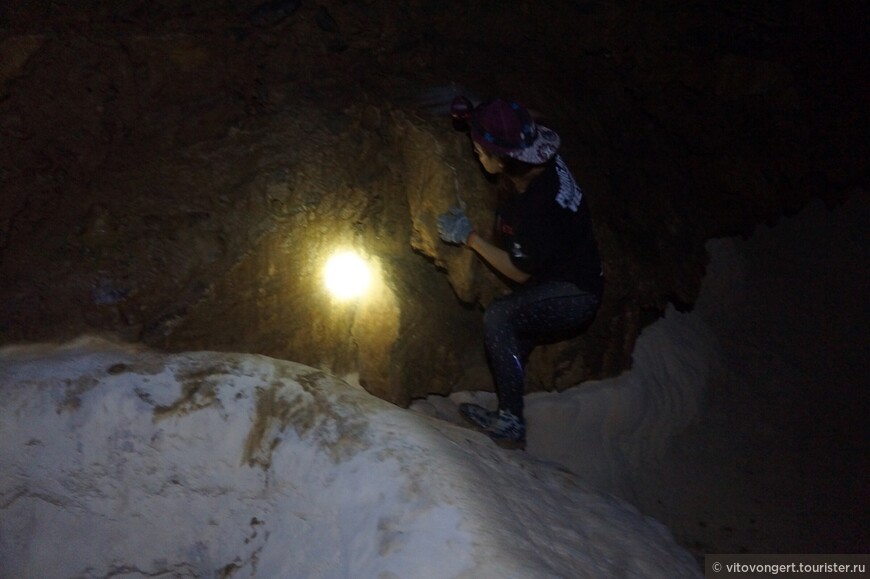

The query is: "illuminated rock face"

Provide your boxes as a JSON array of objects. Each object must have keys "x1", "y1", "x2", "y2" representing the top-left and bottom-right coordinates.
[
  {"x1": 323, "y1": 251, "x2": 372, "y2": 300},
  {"x1": 0, "y1": 2, "x2": 864, "y2": 404},
  {"x1": 142, "y1": 109, "x2": 499, "y2": 405}
]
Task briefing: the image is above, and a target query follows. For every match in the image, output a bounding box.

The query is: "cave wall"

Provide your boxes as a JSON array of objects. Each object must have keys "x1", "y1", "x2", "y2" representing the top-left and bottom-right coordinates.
[{"x1": 1, "y1": 1, "x2": 865, "y2": 404}]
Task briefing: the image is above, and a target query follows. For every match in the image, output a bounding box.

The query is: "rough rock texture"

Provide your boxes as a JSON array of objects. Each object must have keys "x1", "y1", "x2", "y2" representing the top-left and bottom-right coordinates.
[
  {"x1": 0, "y1": 338, "x2": 703, "y2": 578},
  {"x1": 1, "y1": 1, "x2": 866, "y2": 404}
]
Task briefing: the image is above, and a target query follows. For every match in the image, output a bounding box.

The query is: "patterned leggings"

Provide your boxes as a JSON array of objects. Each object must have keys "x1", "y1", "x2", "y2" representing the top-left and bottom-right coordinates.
[{"x1": 484, "y1": 281, "x2": 600, "y2": 420}]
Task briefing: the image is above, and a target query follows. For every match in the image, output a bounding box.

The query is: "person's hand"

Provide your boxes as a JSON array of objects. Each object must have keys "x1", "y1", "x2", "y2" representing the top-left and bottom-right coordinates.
[{"x1": 436, "y1": 205, "x2": 474, "y2": 245}]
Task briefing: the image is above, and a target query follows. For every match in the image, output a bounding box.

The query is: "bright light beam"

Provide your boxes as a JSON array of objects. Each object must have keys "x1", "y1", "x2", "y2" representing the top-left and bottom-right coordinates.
[{"x1": 323, "y1": 250, "x2": 372, "y2": 300}]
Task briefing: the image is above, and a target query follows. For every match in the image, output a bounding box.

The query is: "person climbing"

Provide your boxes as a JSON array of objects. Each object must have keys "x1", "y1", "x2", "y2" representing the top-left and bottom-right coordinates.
[{"x1": 437, "y1": 97, "x2": 604, "y2": 448}]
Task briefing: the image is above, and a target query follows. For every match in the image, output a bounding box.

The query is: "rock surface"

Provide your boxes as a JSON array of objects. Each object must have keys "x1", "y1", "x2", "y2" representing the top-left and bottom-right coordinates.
[
  {"x1": 0, "y1": 337, "x2": 701, "y2": 578},
  {"x1": 0, "y1": 1, "x2": 865, "y2": 403}
]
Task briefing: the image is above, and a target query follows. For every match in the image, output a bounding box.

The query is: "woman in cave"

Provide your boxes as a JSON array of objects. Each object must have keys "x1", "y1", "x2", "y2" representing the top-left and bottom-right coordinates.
[{"x1": 437, "y1": 97, "x2": 603, "y2": 448}]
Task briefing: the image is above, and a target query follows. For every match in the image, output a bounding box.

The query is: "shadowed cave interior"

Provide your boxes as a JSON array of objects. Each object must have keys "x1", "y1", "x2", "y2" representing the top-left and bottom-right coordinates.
[{"x1": 1, "y1": 0, "x2": 867, "y2": 558}]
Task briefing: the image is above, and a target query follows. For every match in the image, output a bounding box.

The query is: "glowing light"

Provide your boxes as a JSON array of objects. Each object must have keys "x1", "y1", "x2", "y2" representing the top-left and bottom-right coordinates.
[{"x1": 323, "y1": 250, "x2": 372, "y2": 300}]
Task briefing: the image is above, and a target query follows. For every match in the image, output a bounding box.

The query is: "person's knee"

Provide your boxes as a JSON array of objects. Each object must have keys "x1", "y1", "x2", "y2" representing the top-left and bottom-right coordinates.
[{"x1": 483, "y1": 298, "x2": 513, "y2": 335}]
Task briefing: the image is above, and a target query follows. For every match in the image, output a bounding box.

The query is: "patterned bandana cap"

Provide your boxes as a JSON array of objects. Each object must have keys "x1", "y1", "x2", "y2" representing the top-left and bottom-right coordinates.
[{"x1": 470, "y1": 99, "x2": 560, "y2": 164}]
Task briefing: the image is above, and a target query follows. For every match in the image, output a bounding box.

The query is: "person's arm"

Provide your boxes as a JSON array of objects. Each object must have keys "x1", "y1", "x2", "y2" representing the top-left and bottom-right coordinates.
[{"x1": 466, "y1": 232, "x2": 531, "y2": 284}]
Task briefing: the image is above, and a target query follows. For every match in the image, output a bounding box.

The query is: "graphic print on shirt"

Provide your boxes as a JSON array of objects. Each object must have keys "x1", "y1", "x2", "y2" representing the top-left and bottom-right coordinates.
[
  {"x1": 554, "y1": 156, "x2": 582, "y2": 212},
  {"x1": 510, "y1": 241, "x2": 528, "y2": 260}
]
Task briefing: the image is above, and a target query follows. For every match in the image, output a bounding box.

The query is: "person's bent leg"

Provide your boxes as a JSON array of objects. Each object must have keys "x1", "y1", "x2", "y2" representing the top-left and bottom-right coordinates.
[{"x1": 483, "y1": 281, "x2": 600, "y2": 420}]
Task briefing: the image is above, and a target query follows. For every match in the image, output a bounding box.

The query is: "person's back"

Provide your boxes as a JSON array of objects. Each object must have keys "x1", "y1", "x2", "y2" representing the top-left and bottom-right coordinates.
[{"x1": 495, "y1": 155, "x2": 602, "y2": 295}]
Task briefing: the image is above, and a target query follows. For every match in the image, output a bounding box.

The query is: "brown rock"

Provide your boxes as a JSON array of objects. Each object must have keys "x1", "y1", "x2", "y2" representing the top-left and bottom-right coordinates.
[{"x1": 0, "y1": 35, "x2": 44, "y2": 85}]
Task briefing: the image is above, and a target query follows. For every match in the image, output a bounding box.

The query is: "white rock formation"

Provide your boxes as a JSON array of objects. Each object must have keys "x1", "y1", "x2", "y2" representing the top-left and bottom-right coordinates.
[{"x1": 0, "y1": 338, "x2": 700, "y2": 578}]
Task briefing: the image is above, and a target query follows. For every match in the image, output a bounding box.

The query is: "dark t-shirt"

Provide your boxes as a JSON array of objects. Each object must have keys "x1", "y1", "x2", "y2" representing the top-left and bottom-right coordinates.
[{"x1": 495, "y1": 155, "x2": 603, "y2": 294}]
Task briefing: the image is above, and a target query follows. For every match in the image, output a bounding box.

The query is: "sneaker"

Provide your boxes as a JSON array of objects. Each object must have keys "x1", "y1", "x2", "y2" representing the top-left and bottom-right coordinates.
[
  {"x1": 459, "y1": 402, "x2": 497, "y2": 430},
  {"x1": 487, "y1": 409, "x2": 526, "y2": 449}
]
